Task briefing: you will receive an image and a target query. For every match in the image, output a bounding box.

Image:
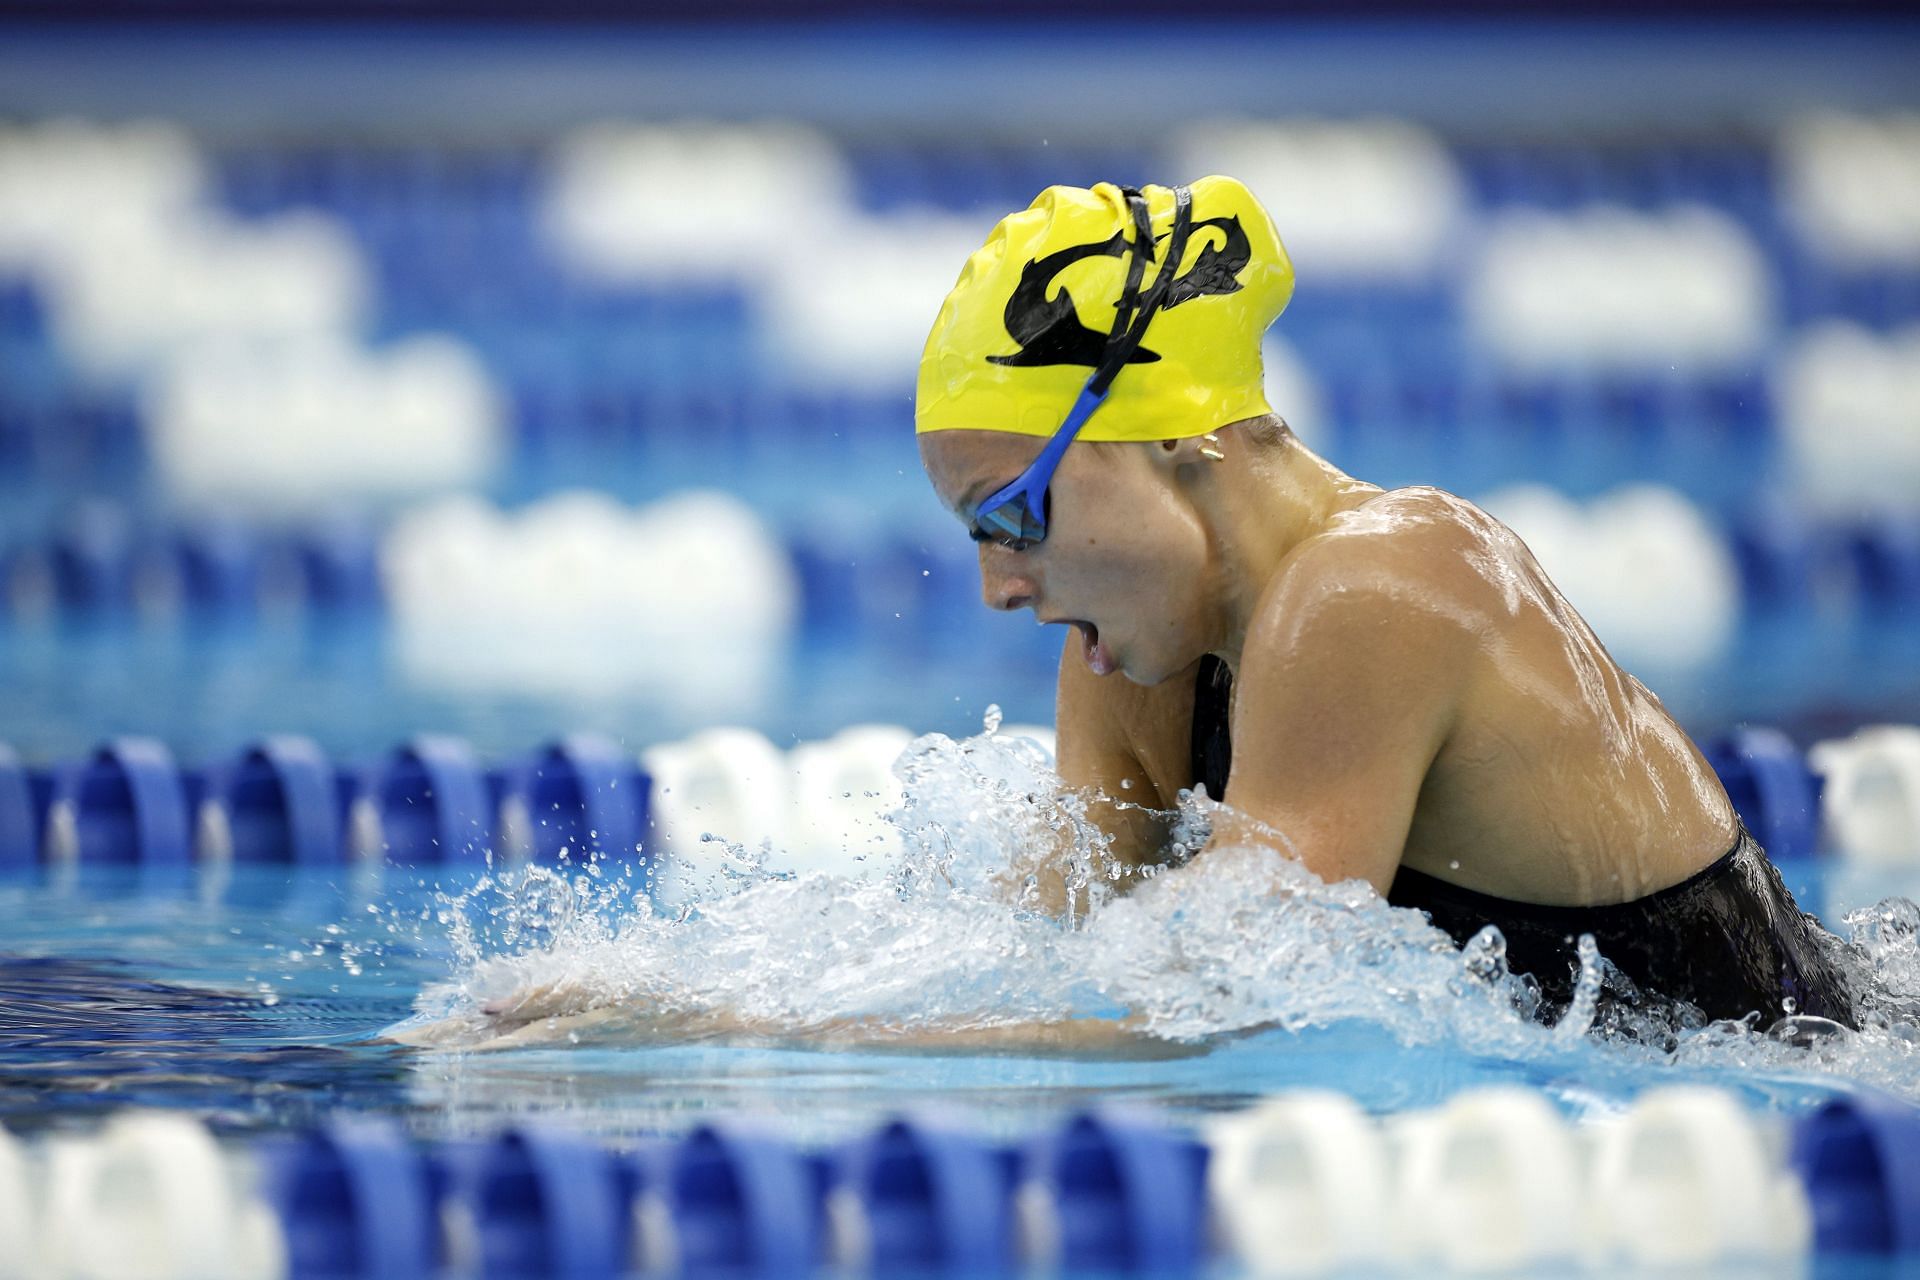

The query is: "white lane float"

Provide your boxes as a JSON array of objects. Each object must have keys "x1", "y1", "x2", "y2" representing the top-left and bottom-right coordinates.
[
  {"x1": 1465, "y1": 203, "x2": 1772, "y2": 373},
  {"x1": 1172, "y1": 117, "x2": 1466, "y2": 281},
  {"x1": 787, "y1": 723, "x2": 914, "y2": 877},
  {"x1": 40, "y1": 1112, "x2": 282, "y2": 1280},
  {"x1": 384, "y1": 490, "x2": 795, "y2": 708},
  {"x1": 642, "y1": 726, "x2": 793, "y2": 906},
  {"x1": 1774, "y1": 321, "x2": 1920, "y2": 516},
  {"x1": 1390, "y1": 1086, "x2": 1585, "y2": 1273},
  {"x1": 0, "y1": 1123, "x2": 34, "y2": 1280},
  {"x1": 1588, "y1": 1086, "x2": 1810, "y2": 1267},
  {"x1": 1206, "y1": 1090, "x2": 1391, "y2": 1275},
  {"x1": 1478, "y1": 483, "x2": 1740, "y2": 675},
  {"x1": 1811, "y1": 726, "x2": 1920, "y2": 867}
]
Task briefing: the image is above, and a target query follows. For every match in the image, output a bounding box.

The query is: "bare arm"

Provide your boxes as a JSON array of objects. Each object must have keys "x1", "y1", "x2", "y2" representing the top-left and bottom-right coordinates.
[
  {"x1": 996, "y1": 633, "x2": 1187, "y2": 915},
  {"x1": 387, "y1": 987, "x2": 1170, "y2": 1057},
  {"x1": 1211, "y1": 543, "x2": 1472, "y2": 894}
]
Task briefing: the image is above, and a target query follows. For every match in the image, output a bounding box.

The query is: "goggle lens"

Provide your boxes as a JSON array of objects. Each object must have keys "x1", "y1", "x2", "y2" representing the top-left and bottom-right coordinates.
[{"x1": 976, "y1": 493, "x2": 1047, "y2": 546}]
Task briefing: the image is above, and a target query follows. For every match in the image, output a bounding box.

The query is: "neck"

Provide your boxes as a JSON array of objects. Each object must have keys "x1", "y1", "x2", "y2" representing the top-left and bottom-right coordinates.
[{"x1": 1201, "y1": 433, "x2": 1379, "y2": 675}]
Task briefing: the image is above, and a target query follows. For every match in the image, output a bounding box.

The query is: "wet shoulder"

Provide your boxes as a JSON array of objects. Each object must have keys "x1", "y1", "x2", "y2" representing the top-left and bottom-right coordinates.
[{"x1": 1261, "y1": 486, "x2": 1518, "y2": 632}]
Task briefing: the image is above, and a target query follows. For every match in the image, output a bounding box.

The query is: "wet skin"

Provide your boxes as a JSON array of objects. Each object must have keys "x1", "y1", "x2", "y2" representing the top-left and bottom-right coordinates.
[
  {"x1": 920, "y1": 419, "x2": 1740, "y2": 912},
  {"x1": 423, "y1": 416, "x2": 1747, "y2": 1053}
]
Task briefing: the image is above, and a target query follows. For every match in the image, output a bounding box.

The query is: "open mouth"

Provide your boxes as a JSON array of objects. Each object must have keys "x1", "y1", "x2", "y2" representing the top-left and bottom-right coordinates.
[
  {"x1": 1039, "y1": 616, "x2": 1113, "y2": 674},
  {"x1": 1068, "y1": 620, "x2": 1115, "y2": 675}
]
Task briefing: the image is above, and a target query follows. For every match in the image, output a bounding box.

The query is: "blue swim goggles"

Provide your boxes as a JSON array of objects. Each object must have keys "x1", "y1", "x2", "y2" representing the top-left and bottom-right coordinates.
[{"x1": 969, "y1": 184, "x2": 1197, "y2": 550}]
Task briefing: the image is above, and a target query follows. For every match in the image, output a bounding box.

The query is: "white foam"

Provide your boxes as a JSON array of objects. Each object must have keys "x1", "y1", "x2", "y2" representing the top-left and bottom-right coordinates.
[
  {"x1": 382, "y1": 489, "x2": 796, "y2": 707},
  {"x1": 1477, "y1": 484, "x2": 1740, "y2": 672},
  {"x1": 1779, "y1": 112, "x2": 1920, "y2": 267},
  {"x1": 646, "y1": 719, "x2": 1045, "y2": 888},
  {"x1": 994, "y1": 721, "x2": 1056, "y2": 765},
  {"x1": 144, "y1": 333, "x2": 503, "y2": 507},
  {"x1": 392, "y1": 718, "x2": 1920, "y2": 1106},
  {"x1": 1774, "y1": 321, "x2": 1920, "y2": 516},
  {"x1": 399, "y1": 723, "x2": 1554, "y2": 1053},
  {"x1": 1173, "y1": 118, "x2": 1466, "y2": 280},
  {"x1": 1466, "y1": 204, "x2": 1772, "y2": 372}
]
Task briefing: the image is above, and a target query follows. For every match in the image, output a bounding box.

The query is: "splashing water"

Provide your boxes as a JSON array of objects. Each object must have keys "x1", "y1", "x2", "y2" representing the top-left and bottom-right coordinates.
[{"x1": 390, "y1": 715, "x2": 1920, "y2": 1100}]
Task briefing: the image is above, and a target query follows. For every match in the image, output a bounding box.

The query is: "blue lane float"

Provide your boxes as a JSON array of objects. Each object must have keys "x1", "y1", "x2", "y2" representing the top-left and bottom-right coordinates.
[
  {"x1": 47, "y1": 504, "x2": 136, "y2": 618},
  {"x1": 656, "y1": 1124, "x2": 823, "y2": 1279},
  {"x1": 464, "y1": 1128, "x2": 634, "y2": 1280},
  {"x1": 1705, "y1": 725, "x2": 1822, "y2": 861},
  {"x1": 50, "y1": 737, "x2": 193, "y2": 865},
  {"x1": 167, "y1": 518, "x2": 263, "y2": 617},
  {"x1": 261, "y1": 1120, "x2": 441, "y2": 1280},
  {"x1": 0, "y1": 743, "x2": 34, "y2": 868},
  {"x1": 365, "y1": 735, "x2": 492, "y2": 866},
  {"x1": 4, "y1": 721, "x2": 1907, "y2": 876},
  {"x1": 1022, "y1": 1110, "x2": 1210, "y2": 1273},
  {"x1": 291, "y1": 518, "x2": 385, "y2": 615},
  {"x1": 214, "y1": 736, "x2": 346, "y2": 865},
  {"x1": 833, "y1": 1117, "x2": 1014, "y2": 1272},
  {"x1": 1847, "y1": 517, "x2": 1920, "y2": 629},
  {"x1": 1791, "y1": 1092, "x2": 1920, "y2": 1256},
  {"x1": 510, "y1": 735, "x2": 650, "y2": 865}
]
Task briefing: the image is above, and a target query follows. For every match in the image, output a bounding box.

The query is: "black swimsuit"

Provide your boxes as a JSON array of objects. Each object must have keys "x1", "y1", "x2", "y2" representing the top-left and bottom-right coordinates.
[{"x1": 1189, "y1": 655, "x2": 1860, "y2": 1027}]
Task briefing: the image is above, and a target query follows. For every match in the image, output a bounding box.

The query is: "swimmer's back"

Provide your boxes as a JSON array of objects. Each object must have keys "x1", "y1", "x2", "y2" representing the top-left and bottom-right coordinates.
[{"x1": 1056, "y1": 484, "x2": 1738, "y2": 907}]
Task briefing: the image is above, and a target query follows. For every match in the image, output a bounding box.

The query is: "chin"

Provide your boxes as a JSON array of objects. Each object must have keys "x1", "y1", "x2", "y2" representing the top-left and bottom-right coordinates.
[{"x1": 1122, "y1": 641, "x2": 1211, "y2": 688}]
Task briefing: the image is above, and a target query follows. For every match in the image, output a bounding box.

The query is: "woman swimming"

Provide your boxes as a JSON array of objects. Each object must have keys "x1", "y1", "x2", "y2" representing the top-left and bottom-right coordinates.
[
  {"x1": 915, "y1": 176, "x2": 1857, "y2": 1028},
  {"x1": 422, "y1": 175, "x2": 1858, "y2": 1053}
]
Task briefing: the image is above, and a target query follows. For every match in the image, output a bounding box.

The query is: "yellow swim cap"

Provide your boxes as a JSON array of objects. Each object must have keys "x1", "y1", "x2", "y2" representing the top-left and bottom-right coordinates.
[{"x1": 915, "y1": 175, "x2": 1294, "y2": 442}]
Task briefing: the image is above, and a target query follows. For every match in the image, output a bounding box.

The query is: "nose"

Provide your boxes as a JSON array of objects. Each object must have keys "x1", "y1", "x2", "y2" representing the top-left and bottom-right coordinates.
[{"x1": 979, "y1": 546, "x2": 1037, "y2": 613}]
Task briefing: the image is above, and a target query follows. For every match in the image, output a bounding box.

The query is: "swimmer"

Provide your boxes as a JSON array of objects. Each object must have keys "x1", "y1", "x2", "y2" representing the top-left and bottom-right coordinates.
[
  {"x1": 412, "y1": 176, "x2": 1857, "y2": 1055},
  {"x1": 917, "y1": 176, "x2": 1858, "y2": 1029}
]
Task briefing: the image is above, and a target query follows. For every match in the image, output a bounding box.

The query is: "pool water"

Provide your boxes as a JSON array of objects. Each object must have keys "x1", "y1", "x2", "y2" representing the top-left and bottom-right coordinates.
[{"x1": 6, "y1": 727, "x2": 1920, "y2": 1147}]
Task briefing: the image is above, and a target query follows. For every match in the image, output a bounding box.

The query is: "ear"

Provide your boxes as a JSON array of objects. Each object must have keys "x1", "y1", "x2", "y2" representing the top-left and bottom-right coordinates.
[{"x1": 1153, "y1": 435, "x2": 1219, "y2": 473}]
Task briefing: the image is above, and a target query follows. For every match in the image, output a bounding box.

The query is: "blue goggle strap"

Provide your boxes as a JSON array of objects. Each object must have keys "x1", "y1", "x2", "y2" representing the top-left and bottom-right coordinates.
[
  {"x1": 973, "y1": 382, "x2": 1109, "y2": 539},
  {"x1": 973, "y1": 186, "x2": 1191, "y2": 541}
]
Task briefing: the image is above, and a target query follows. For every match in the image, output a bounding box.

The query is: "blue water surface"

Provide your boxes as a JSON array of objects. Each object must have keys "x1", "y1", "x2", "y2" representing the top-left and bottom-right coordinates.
[{"x1": 2, "y1": 856, "x2": 1910, "y2": 1143}]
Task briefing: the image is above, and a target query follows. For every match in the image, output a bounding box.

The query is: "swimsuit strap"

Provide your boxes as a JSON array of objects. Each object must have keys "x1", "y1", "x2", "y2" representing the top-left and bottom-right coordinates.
[{"x1": 1190, "y1": 654, "x2": 1234, "y2": 801}]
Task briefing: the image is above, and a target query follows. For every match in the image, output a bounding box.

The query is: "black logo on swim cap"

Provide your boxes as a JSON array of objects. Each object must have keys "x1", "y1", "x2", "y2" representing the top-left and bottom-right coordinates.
[{"x1": 988, "y1": 214, "x2": 1252, "y2": 369}]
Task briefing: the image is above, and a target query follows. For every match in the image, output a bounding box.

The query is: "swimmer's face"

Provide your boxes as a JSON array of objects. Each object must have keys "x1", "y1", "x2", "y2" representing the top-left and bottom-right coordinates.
[{"x1": 920, "y1": 430, "x2": 1217, "y2": 686}]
